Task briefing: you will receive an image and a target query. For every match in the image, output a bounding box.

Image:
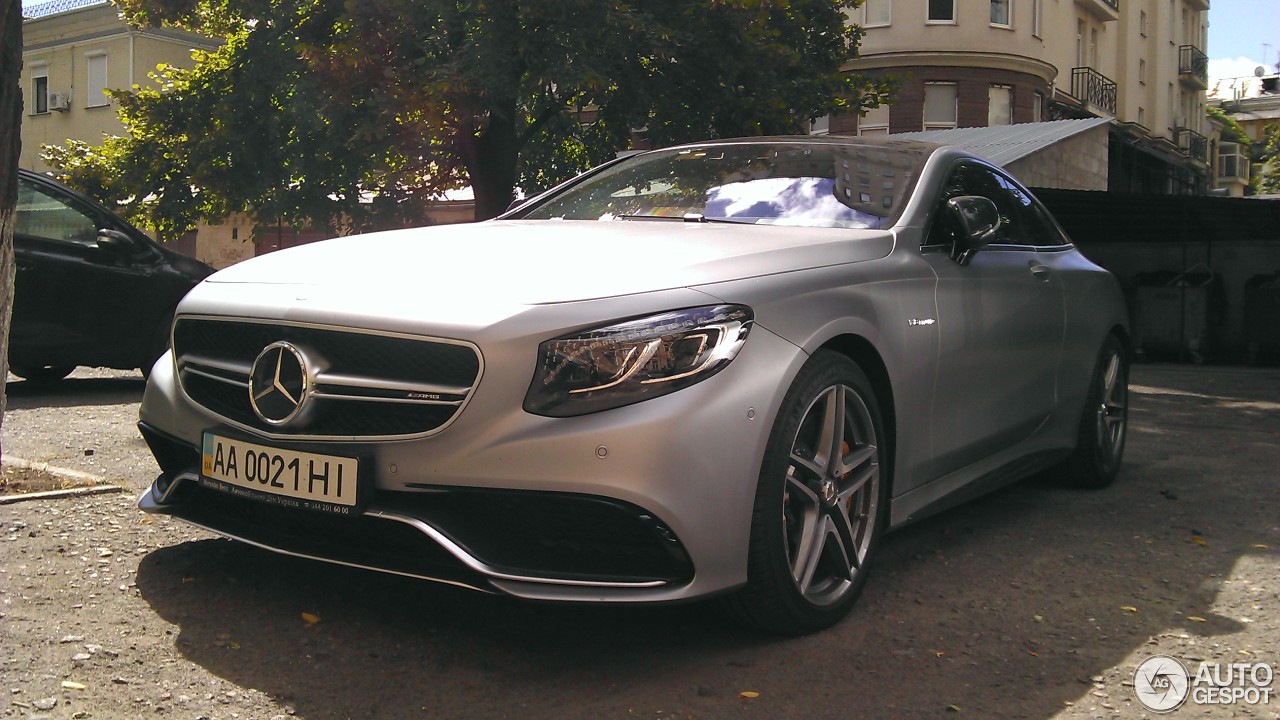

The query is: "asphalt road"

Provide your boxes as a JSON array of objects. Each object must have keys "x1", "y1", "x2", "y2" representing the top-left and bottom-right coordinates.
[{"x1": 1, "y1": 364, "x2": 1277, "y2": 720}]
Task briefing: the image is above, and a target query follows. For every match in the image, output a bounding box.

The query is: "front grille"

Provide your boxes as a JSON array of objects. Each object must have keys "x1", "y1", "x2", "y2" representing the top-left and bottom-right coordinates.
[{"x1": 173, "y1": 317, "x2": 481, "y2": 439}]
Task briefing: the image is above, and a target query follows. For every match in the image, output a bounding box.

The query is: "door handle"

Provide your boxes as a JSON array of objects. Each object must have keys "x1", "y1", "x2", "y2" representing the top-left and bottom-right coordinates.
[{"x1": 1029, "y1": 263, "x2": 1051, "y2": 281}]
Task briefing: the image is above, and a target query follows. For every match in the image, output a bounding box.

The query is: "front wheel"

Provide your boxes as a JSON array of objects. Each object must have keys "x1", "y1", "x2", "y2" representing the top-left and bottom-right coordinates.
[
  {"x1": 724, "y1": 351, "x2": 889, "y2": 635},
  {"x1": 1061, "y1": 334, "x2": 1128, "y2": 488}
]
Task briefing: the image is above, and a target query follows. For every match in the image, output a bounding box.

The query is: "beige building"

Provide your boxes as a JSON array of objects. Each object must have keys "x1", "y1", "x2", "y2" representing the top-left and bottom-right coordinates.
[
  {"x1": 20, "y1": 0, "x2": 222, "y2": 173},
  {"x1": 1209, "y1": 73, "x2": 1279, "y2": 196},
  {"x1": 838, "y1": 0, "x2": 1211, "y2": 194}
]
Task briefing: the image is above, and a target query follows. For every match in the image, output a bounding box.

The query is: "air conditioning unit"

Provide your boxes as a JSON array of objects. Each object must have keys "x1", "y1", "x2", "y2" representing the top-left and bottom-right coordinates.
[{"x1": 48, "y1": 93, "x2": 70, "y2": 112}]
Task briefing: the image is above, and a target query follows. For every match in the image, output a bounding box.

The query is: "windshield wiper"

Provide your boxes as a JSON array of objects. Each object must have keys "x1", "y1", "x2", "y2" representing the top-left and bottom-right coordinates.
[{"x1": 614, "y1": 213, "x2": 753, "y2": 225}]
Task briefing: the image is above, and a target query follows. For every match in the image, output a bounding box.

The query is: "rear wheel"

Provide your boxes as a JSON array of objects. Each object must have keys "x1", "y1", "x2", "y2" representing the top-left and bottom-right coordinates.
[
  {"x1": 1062, "y1": 334, "x2": 1128, "y2": 488},
  {"x1": 724, "y1": 351, "x2": 889, "y2": 635},
  {"x1": 9, "y1": 364, "x2": 75, "y2": 383}
]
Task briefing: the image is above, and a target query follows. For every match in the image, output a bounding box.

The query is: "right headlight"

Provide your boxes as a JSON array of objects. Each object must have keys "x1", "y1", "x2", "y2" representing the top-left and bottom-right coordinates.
[{"x1": 523, "y1": 305, "x2": 754, "y2": 417}]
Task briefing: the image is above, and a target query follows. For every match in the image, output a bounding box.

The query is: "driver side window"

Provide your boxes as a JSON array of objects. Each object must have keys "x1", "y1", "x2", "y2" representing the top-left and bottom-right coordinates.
[
  {"x1": 927, "y1": 163, "x2": 1031, "y2": 247},
  {"x1": 16, "y1": 179, "x2": 100, "y2": 247}
]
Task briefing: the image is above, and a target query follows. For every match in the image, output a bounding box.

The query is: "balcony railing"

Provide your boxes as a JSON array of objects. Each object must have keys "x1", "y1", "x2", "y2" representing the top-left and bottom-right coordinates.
[
  {"x1": 1178, "y1": 45, "x2": 1208, "y2": 88},
  {"x1": 1071, "y1": 67, "x2": 1117, "y2": 116},
  {"x1": 1174, "y1": 127, "x2": 1208, "y2": 163}
]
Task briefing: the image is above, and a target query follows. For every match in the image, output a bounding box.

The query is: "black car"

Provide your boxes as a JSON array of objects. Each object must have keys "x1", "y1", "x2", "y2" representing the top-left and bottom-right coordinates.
[{"x1": 9, "y1": 169, "x2": 213, "y2": 381}]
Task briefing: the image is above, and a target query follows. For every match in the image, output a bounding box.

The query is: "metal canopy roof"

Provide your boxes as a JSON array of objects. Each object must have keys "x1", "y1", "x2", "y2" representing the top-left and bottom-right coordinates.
[
  {"x1": 890, "y1": 118, "x2": 1113, "y2": 166},
  {"x1": 23, "y1": 0, "x2": 109, "y2": 20}
]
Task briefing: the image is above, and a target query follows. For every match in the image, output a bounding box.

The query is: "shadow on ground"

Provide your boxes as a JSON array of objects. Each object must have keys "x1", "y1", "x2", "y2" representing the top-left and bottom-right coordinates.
[
  {"x1": 5, "y1": 373, "x2": 145, "y2": 410},
  {"x1": 134, "y1": 366, "x2": 1279, "y2": 719}
]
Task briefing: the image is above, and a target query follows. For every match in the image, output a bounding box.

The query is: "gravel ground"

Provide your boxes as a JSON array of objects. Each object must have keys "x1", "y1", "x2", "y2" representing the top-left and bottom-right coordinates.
[{"x1": 0, "y1": 364, "x2": 1277, "y2": 720}]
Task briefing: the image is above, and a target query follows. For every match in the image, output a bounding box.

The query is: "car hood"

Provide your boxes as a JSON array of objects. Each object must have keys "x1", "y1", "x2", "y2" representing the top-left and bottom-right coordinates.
[{"x1": 205, "y1": 219, "x2": 893, "y2": 306}]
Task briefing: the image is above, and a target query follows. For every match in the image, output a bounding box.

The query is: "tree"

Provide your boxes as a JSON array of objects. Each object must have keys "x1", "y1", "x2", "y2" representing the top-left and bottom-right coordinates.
[
  {"x1": 1, "y1": 0, "x2": 22, "y2": 459},
  {"x1": 46, "y1": 0, "x2": 889, "y2": 234},
  {"x1": 1258, "y1": 123, "x2": 1280, "y2": 195}
]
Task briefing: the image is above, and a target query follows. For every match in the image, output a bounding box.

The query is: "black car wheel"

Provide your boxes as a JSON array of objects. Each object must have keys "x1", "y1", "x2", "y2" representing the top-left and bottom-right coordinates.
[
  {"x1": 1062, "y1": 334, "x2": 1129, "y2": 489},
  {"x1": 726, "y1": 350, "x2": 889, "y2": 635},
  {"x1": 9, "y1": 364, "x2": 76, "y2": 383}
]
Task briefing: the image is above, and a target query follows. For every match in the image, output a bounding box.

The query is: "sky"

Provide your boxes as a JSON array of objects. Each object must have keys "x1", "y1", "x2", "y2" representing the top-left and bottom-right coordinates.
[{"x1": 1206, "y1": 0, "x2": 1280, "y2": 81}]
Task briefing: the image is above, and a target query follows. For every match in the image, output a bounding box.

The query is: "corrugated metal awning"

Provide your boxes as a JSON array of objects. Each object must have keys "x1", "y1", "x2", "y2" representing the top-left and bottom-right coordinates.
[{"x1": 890, "y1": 118, "x2": 1113, "y2": 166}]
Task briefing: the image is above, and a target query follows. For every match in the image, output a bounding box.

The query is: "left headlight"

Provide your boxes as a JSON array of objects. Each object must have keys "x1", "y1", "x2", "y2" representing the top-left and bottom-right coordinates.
[{"x1": 524, "y1": 305, "x2": 754, "y2": 417}]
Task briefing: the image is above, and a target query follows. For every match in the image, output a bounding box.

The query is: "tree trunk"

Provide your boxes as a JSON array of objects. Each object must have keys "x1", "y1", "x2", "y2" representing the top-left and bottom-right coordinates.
[
  {"x1": 1, "y1": 0, "x2": 23, "y2": 461},
  {"x1": 469, "y1": 108, "x2": 520, "y2": 221}
]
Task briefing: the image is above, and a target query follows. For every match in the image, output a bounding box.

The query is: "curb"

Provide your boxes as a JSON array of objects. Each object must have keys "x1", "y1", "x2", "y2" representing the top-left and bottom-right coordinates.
[{"x1": 0, "y1": 457, "x2": 124, "y2": 504}]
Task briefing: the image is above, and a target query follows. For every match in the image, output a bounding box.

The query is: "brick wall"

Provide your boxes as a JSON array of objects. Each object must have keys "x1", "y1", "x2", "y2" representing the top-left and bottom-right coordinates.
[{"x1": 847, "y1": 67, "x2": 1052, "y2": 134}]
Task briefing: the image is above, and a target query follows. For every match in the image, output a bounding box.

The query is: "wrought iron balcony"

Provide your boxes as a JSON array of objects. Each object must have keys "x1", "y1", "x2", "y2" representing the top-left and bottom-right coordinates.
[
  {"x1": 1070, "y1": 67, "x2": 1117, "y2": 116},
  {"x1": 1179, "y1": 45, "x2": 1208, "y2": 89},
  {"x1": 1174, "y1": 127, "x2": 1208, "y2": 163}
]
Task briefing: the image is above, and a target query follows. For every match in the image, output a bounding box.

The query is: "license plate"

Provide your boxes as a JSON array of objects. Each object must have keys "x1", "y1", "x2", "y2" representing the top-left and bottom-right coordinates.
[{"x1": 201, "y1": 433, "x2": 359, "y2": 508}]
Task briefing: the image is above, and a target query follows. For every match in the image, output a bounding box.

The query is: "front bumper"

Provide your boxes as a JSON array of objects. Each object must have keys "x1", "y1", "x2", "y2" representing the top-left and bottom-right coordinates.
[{"x1": 138, "y1": 323, "x2": 806, "y2": 602}]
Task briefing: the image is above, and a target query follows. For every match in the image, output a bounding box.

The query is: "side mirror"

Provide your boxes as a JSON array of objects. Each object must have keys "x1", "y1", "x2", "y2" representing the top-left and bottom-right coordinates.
[
  {"x1": 945, "y1": 196, "x2": 1001, "y2": 266},
  {"x1": 95, "y1": 228, "x2": 136, "y2": 253}
]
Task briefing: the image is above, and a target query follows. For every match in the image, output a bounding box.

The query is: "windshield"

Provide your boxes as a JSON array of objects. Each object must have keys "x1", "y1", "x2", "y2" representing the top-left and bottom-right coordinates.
[{"x1": 520, "y1": 141, "x2": 928, "y2": 230}]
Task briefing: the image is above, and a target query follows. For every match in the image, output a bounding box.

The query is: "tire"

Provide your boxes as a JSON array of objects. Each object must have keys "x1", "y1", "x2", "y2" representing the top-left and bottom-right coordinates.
[
  {"x1": 9, "y1": 364, "x2": 76, "y2": 383},
  {"x1": 140, "y1": 315, "x2": 175, "y2": 380},
  {"x1": 1061, "y1": 334, "x2": 1128, "y2": 489},
  {"x1": 724, "y1": 350, "x2": 889, "y2": 635}
]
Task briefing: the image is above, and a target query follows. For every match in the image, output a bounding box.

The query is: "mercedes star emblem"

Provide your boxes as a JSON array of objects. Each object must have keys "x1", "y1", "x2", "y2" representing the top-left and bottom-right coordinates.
[{"x1": 249, "y1": 341, "x2": 311, "y2": 425}]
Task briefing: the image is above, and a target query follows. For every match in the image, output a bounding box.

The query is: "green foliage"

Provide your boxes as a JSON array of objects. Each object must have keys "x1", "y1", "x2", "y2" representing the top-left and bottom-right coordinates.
[
  {"x1": 1207, "y1": 105, "x2": 1249, "y2": 146},
  {"x1": 1258, "y1": 124, "x2": 1280, "y2": 195},
  {"x1": 43, "y1": 0, "x2": 889, "y2": 232}
]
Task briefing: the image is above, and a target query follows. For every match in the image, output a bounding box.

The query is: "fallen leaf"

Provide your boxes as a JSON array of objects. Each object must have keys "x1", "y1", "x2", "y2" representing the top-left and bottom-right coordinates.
[
  {"x1": 1033, "y1": 614, "x2": 1044, "y2": 623},
  {"x1": 1252, "y1": 544, "x2": 1268, "y2": 549},
  {"x1": 738, "y1": 691, "x2": 760, "y2": 699},
  {"x1": 302, "y1": 612, "x2": 321, "y2": 625},
  {"x1": 935, "y1": 651, "x2": 945, "y2": 658},
  {"x1": 139, "y1": 517, "x2": 157, "y2": 525},
  {"x1": 1186, "y1": 616, "x2": 1207, "y2": 623},
  {"x1": 1190, "y1": 535, "x2": 1207, "y2": 546},
  {"x1": 228, "y1": 642, "x2": 241, "y2": 650},
  {"x1": 61, "y1": 681, "x2": 87, "y2": 690},
  {"x1": 1120, "y1": 606, "x2": 1138, "y2": 613},
  {"x1": 1028, "y1": 651, "x2": 1040, "y2": 657},
  {"x1": 947, "y1": 704, "x2": 962, "y2": 712}
]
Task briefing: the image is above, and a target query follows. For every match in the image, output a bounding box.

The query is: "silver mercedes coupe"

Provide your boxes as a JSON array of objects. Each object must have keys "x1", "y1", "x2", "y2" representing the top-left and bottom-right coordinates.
[{"x1": 137, "y1": 137, "x2": 1129, "y2": 634}]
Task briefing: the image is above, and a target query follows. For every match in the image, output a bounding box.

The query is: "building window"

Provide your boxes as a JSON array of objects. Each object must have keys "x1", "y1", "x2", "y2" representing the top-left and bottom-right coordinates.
[
  {"x1": 1218, "y1": 143, "x2": 1247, "y2": 180},
  {"x1": 1139, "y1": 59, "x2": 1146, "y2": 84},
  {"x1": 86, "y1": 53, "x2": 108, "y2": 108},
  {"x1": 1139, "y1": 10, "x2": 1148, "y2": 37},
  {"x1": 991, "y1": 0, "x2": 1011, "y2": 27},
  {"x1": 989, "y1": 85, "x2": 1013, "y2": 125},
  {"x1": 928, "y1": 0, "x2": 955, "y2": 23},
  {"x1": 923, "y1": 83, "x2": 957, "y2": 130},
  {"x1": 810, "y1": 115, "x2": 830, "y2": 135},
  {"x1": 859, "y1": 104, "x2": 890, "y2": 136},
  {"x1": 1076, "y1": 20, "x2": 1086, "y2": 66},
  {"x1": 1138, "y1": 107, "x2": 1145, "y2": 126},
  {"x1": 31, "y1": 68, "x2": 49, "y2": 114},
  {"x1": 1032, "y1": 0, "x2": 1042, "y2": 37},
  {"x1": 863, "y1": 0, "x2": 890, "y2": 27},
  {"x1": 1032, "y1": 91, "x2": 1043, "y2": 122},
  {"x1": 1090, "y1": 28, "x2": 1099, "y2": 67}
]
